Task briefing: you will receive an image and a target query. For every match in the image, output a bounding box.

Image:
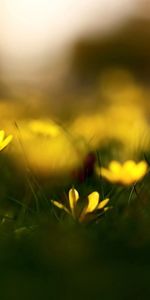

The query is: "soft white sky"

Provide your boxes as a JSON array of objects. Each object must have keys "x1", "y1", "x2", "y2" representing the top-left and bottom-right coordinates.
[{"x1": 0, "y1": 0, "x2": 138, "y2": 76}]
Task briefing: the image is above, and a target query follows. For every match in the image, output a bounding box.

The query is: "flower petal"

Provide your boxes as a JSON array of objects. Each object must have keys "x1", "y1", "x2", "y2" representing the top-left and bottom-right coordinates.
[
  {"x1": 109, "y1": 161, "x2": 121, "y2": 173},
  {"x1": 51, "y1": 200, "x2": 69, "y2": 214},
  {"x1": 122, "y1": 160, "x2": 144, "y2": 185},
  {"x1": 0, "y1": 134, "x2": 13, "y2": 151},
  {"x1": 0, "y1": 130, "x2": 5, "y2": 143},
  {"x1": 79, "y1": 191, "x2": 99, "y2": 221},
  {"x1": 134, "y1": 161, "x2": 148, "y2": 180},
  {"x1": 68, "y1": 188, "x2": 79, "y2": 213},
  {"x1": 101, "y1": 168, "x2": 119, "y2": 182},
  {"x1": 97, "y1": 198, "x2": 109, "y2": 210},
  {"x1": 123, "y1": 160, "x2": 136, "y2": 172},
  {"x1": 86, "y1": 191, "x2": 99, "y2": 213},
  {"x1": 104, "y1": 207, "x2": 110, "y2": 212}
]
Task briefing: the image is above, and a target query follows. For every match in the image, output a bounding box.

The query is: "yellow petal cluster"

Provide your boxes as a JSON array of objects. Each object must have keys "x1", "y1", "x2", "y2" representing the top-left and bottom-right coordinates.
[
  {"x1": 0, "y1": 130, "x2": 13, "y2": 151},
  {"x1": 51, "y1": 188, "x2": 109, "y2": 222},
  {"x1": 13, "y1": 119, "x2": 88, "y2": 177},
  {"x1": 97, "y1": 160, "x2": 148, "y2": 185}
]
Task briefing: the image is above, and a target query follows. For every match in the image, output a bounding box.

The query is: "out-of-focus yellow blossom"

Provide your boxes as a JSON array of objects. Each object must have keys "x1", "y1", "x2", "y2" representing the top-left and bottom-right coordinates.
[
  {"x1": 70, "y1": 103, "x2": 150, "y2": 154},
  {"x1": 70, "y1": 113, "x2": 107, "y2": 149},
  {"x1": 28, "y1": 120, "x2": 61, "y2": 138},
  {"x1": 13, "y1": 119, "x2": 88, "y2": 177},
  {"x1": 105, "y1": 104, "x2": 150, "y2": 153},
  {"x1": 99, "y1": 68, "x2": 146, "y2": 105},
  {"x1": 97, "y1": 160, "x2": 148, "y2": 186},
  {"x1": 0, "y1": 130, "x2": 13, "y2": 151},
  {"x1": 70, "y1": 69, "x2": 150, "y2": 154},
  {"x1": 18, "y1": 119, "x2": 62, "y2": 140},
  {"x1": 51, "y1": 188, "x2": 109, "y2": 222}
]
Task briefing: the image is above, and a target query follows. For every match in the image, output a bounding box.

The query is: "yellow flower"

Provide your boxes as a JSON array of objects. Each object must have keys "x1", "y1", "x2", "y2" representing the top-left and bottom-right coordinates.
[
  {"x1": 13, "y1": 119, "x2": 88, "y2": 177},
  {"x1": 28, "y1": 120, "x2": 61, "y2": 138},
  {"x1": 51, "y1": 188, "x2": 109, "y2": 222},
  {"x1": 0, "y1": 130, "x2": 13, "y2": 151},
  {"x1": 97, "y1": 160, "x2": 148, "y2": 185}
]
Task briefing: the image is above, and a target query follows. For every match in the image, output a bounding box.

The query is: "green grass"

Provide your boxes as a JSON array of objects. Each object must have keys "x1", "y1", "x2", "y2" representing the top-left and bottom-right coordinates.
[{"x1": 0, "y1": 143, "x2": 150, "y2": 299}]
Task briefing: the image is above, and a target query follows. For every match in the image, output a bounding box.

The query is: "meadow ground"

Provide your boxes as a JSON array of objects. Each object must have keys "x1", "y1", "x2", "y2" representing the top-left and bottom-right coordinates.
[{"x1": 0, "y1": 71, "x2": 150, "y2": 299}]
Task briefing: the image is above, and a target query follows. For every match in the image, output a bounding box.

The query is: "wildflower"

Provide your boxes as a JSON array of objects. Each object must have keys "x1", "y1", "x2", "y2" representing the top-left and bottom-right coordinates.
[
  {"x1": 28, "y1": 119, "x2": 61, "y2": 138},
  {"x1": 15, "y1": 119, "x2": 88, "y2": 176},
  {"x1": 51, "y1": 188, "x2": 109, "y2": 222},
  {"x1": 0, "y1": 130, "x2": 13, "y2": 151},
  {"x1": 97, "y1": 160, "x2": 148, "y2": 186}
]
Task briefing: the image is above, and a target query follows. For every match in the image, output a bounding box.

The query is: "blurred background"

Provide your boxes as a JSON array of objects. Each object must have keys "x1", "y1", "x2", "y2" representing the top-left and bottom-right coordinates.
[
  {"x1": 0, "y1": 0, "x2": 150, "y2": 177},
  {"x1": 0, "y1": 0, "x2": 150, "y2": 173},
  {"x1": 0, "y1": 0, "x2": 149, "y2": 105}
]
